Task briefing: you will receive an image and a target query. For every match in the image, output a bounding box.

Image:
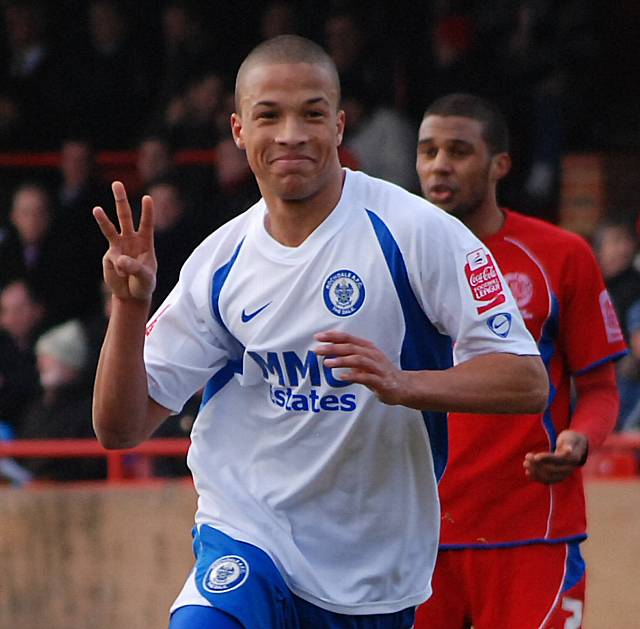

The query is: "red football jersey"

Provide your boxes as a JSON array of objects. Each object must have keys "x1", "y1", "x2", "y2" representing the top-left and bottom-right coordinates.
[{"x1": 439, "y1": 210, "x2": 627, "y2": 547}]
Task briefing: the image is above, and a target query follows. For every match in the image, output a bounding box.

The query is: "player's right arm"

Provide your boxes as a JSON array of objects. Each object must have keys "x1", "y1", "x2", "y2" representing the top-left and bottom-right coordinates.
[{"x1": 92, "y1": 182, "x2": 171, "y2": 449}]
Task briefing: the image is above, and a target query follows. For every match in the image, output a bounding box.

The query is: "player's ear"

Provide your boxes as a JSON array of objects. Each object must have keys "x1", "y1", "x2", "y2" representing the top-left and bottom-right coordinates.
[
  {"x1": 336, "y1": 109, "x2": 345, "y2": 147},
  {"x1": 491, "y1": 152, "x2": 511, "y2": 182},
  {"x1": 230, "y1": 113, "x2": 245, "y2": 150}
]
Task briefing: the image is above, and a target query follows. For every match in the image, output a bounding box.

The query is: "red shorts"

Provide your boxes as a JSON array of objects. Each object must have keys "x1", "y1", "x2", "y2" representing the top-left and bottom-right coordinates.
[{"x1": 415, "y1": 542, "x2": 586, "y2": 629}]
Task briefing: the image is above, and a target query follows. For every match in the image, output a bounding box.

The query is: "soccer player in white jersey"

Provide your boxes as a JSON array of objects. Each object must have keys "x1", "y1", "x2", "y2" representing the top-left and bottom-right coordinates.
[{"x1": 92, "y1": 35, "x2": 548, "y2": 629}]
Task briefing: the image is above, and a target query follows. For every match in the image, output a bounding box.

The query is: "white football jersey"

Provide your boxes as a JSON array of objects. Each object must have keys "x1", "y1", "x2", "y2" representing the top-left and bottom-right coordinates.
[{"x1": 145, "y1": 169, "x2": 539, "y2": 614}]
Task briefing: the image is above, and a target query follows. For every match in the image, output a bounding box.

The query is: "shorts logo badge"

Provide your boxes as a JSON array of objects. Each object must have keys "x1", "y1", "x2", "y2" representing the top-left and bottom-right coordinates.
[
  {"x1": 323, "y1": 269, "x2": 365, "y2": 317},
  {"x1": 487, "y1": 312, "x2": 512, "y2": 338},
  {"x1": 202, "y1": 555, "x2": 249, "y2": 593}
]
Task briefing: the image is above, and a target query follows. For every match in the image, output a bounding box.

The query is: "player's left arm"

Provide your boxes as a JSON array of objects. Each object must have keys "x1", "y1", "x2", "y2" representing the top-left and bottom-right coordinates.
[
  {"x1": 314, "y1": 330, "x2": 548, "y2": 414},
  {"x1": 523, "y1": 362, "x2": 619, "y2": 484}
]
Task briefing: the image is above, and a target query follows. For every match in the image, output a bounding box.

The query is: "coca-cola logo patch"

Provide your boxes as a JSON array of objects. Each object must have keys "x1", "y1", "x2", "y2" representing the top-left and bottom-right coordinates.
[{"x1": 464, "y1": 249, "x2": 506, "y2": 314}]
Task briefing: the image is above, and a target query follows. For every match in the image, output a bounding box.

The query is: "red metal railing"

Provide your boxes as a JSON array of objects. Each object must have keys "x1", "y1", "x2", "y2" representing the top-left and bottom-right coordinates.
[
  {"x1": 0, "y1": 438, "x2": 190, "y2": 482},
  {"x1": 583, "y1": 433, "x2": 640, "y2": 479},
  {"x1": 0, "y1": 434, "x2": 638, "y2": 483}
]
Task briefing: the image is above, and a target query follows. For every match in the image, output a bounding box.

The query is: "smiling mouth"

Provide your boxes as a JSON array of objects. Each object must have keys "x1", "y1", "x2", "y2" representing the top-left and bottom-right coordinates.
[{"x1": 272, "y1": 154, "x2": 313, "y2": 162}]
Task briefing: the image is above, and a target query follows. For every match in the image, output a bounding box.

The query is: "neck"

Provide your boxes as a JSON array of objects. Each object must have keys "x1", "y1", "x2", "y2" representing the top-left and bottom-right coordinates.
[
  {"x1": 262, "y1": 168, "x2": 345, "y2": 247},
  {"x1": 464, "y1": 194, "x2": 505, "y2": 240}
]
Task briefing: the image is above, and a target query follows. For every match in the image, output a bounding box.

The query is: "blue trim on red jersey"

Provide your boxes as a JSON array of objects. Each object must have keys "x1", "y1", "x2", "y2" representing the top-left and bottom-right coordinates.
[
  {"x1": 573, "y1": 349, "x2": 629, "y2": 376},
  {"x1": 562, "y1": 541, "x2": 586, "y2": 592},
  {"x1": 365, "y1": 209, "x2": 453, "y2": 481},
  {"x1": 440, "y1": 533, "x2": 587, "y2": 551},
  {"x1": 211, "y1": 238, "x2": 245, "y2": 334},
  {"x1": 538, "y1": 294, "x2": 560, "y2": 448}
]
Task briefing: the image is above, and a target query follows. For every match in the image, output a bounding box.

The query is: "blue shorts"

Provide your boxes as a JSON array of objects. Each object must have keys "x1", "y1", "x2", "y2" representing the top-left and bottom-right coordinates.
[{"x1": 169, "y1": 524, "x2": 416, "y2": 629}]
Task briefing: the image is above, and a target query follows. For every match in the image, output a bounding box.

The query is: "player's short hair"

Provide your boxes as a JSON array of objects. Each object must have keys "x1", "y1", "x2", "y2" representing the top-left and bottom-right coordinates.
[
  {"x1": 423, "y1": 93, "x2": 509, "y2": 155},
  {"x1": 234, "y1": 34, "x2": 340, "y2": 112}
]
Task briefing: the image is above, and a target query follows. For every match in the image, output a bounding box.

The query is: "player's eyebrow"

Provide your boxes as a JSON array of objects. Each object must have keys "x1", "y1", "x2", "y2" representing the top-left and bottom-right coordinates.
[
  {"x1": 418, "y1": 137, "x2": 473, "y2": 148},
  {"x1": 252, "y1": 96, "x2": 331, "y2": 109}
]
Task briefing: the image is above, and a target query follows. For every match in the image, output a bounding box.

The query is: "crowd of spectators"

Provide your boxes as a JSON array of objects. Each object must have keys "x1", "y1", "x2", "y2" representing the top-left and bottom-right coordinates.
[{"x1": 0, "y1": 0, "x2": 639, "y2": 483}]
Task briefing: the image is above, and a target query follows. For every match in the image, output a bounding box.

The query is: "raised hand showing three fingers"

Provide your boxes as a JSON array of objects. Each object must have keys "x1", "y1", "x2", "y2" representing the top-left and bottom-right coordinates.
[{"x1": 93, "y1": 181, "x2": 157, "y2": 302}]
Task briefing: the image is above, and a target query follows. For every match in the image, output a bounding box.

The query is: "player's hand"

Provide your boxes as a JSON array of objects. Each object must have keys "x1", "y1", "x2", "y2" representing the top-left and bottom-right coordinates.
[
  {"x1": 93, "y1": 181, "x2": 157, "y2": 303},
  {"x1": 523, "y1": 430, "x2": 588, "y2": 484},
  {"x1": 314, "y1": 330, "x2": 408, "y2": 405}
]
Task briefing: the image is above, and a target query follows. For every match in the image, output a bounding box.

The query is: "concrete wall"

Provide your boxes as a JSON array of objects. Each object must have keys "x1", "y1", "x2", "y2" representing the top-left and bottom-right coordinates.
[
  {"x1": 0, "y1": 482, "x2": 196, "y2": 629},
  {"x1": 1, "y1": 480, "x2": 638, "y2": 628}
]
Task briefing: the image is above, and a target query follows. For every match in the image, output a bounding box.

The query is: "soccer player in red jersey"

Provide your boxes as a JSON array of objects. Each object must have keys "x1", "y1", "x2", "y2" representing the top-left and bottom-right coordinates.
[{"x1": 414, "y1": 93, "x2": 627, "y2": 629}]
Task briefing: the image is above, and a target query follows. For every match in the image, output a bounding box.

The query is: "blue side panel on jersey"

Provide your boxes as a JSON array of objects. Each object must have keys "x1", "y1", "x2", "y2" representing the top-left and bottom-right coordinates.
[
  {"x1": 538, "y1": 293, "x2": 560, "y2": 449},
  {"x1": 562, "y1": 541, "x2": 586, "y2": 592},
  {"x1": 211, "y1": 238, "x2": 245, "y2": 335},
  {"x1": 200, "y1": 359, "x2": 244, "y2": 409},
  {"x1": 366, "y1": 209, "x2": 453, "y2": 481}
]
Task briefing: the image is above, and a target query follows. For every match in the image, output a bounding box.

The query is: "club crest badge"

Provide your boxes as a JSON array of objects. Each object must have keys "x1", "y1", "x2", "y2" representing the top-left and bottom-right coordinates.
[
  {"x1": 202, "y1": 555, "x2": 249, "y2": 593},
  {"x1": 323, "y1": 269, "x2": 365, "y2": 317}
]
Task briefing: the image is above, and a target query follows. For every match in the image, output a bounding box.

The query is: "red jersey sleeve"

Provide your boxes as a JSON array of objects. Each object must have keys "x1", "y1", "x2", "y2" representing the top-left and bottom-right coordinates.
[{"x1": 559, "y1": 236, "x2": 628, "y2": 374}]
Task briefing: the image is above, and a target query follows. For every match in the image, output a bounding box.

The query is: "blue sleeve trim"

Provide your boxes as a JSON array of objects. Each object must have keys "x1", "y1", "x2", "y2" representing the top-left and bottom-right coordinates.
[
  {"x1": 439, "y1": 533, "x2": 587, "y2": 551},
  {"x1": 365, "y1": 209, "x2": 452, "y2": 481},
  {"x1": 200, "y1": 359, "x2": 244, "y2": 409},
  {"x1": 211, "y1": 238, "x2": 245, "y2": 336},
  {"x1": 573, "y1": 350, "x2": 629, "y2": 376}
]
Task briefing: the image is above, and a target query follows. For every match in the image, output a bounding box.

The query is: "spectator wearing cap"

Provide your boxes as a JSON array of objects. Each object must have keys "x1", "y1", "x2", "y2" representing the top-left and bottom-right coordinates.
[{"x1": 17, "y1": 319, "x2": 105, "y2": 481}]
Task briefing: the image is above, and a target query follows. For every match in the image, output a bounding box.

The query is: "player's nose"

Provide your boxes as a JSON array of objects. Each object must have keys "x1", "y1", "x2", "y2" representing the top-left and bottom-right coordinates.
[{"x1": 275, "y1": 114, "x2": 309, "y2": 145}]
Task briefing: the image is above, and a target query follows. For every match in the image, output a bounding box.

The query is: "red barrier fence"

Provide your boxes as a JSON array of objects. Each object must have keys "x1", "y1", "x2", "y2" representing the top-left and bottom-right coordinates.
[
  {"x1": 0, "y1": 438, "x2": 189, "y2": 483},
  {"x1": 1, "y1": 434, "x2": 639, "y2": 483},
  {"x1": 584, "y1": 433, "x2": 640, "y2": 479}
]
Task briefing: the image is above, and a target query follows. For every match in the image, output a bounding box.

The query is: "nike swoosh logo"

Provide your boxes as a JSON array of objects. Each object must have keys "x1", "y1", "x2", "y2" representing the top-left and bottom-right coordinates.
[{"x1": 241, "y1": 302, "x2": 272, "y2": 323}]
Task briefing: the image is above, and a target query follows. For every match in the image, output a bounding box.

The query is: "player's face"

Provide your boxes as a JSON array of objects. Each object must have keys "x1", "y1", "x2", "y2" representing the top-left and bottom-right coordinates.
[
  {"x1": 231, "y1": 62, "x2": 344, "y2": 203},
  {"x1": 416, "y1": 115, "x2": 493, "y2": 220}
]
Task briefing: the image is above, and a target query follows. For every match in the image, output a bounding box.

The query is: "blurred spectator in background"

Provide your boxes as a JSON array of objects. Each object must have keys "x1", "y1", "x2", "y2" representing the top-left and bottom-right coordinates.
[
  {"x1": 135, "y1": 130, "x2": 215, "y2": 236},
  {"x1": 57, "y1": 137, "x2": 110, "y2": 219},
  {"x1": 136, "y1": 132, "x2": 177, "y2": 193},
  {"x1": 207, "y1": 137, "x2": 259, "y2": 233},
  {"x1": 0, "y1": 279, "x2": 45, "y2": 433},
  {"x1": 324, "y1": 7, "x2": 395, "y2": 107},
  {"x1": 259, "y1": 1, "x2": 300, "y2": 40},
  {"x1": 153, "y1": 1, "x2": 216, "y2": 123},
  {"x1": 0, "y1": 0, "x2": 67, "y2": 149},
  {"x1": 164, "y1": 70, "x2": 225, "y2": 150},
  {"x1": 429, "y1": 1, "x2": 479, "y2": 97},
  {"x1": 0, "y1": 183, "x2": 77, "y2": 323},
  {"x1": 593, "y1": 221, "x2": 640, "y2": 428},
  {"x1": 83, "y1": 281, "x2": 112, "y2": 388},
  {"x1": 341, "y1": 77, "x2": 419, "y2": 192},
  {"x1": 72, "y1": 0, "x2": 152, "y2": 149},
  {"x1": 621, "y1": 300, "x2": 640, "y2": 431},
  {"x1": 55, "y1": 137, "x2": 111, "y2": 308},
  {"x1": 17, "y1": 319, "x2": 105, "y2": 481},
  {"x1": 146, "y1": 175, "x2": 199, "y2": 312},
  {"x1": 473, "y1": 0, "x2": 600, "y2": 217}
]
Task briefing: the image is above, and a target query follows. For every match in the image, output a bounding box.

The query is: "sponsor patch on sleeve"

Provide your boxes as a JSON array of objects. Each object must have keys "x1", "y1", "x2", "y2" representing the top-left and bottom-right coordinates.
[
  {"x1": 464, "y1": 249, "x2": 506, "y2": 314},
  {"x1": 599, "y1": 290, "x2": 624, "y2": 343}
]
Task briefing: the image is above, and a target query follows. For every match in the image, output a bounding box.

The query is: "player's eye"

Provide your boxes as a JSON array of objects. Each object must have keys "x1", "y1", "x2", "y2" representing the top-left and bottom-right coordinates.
[
  {"x1": 419, "y1": 147, "x2": 438, "y2": 159},
  {"x1": 256, "y1": 111, "x2": 278, "y2": 120}
]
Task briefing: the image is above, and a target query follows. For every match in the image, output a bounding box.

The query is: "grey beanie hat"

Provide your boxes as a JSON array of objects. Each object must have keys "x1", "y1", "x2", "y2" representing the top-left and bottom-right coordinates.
[{"x1": 35, "y1": 319, "x2": 88, "y2": 370}]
